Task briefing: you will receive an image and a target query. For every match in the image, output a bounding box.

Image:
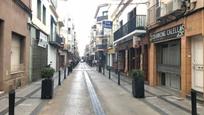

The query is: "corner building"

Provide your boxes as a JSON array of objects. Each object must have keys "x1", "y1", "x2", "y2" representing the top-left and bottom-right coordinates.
[{"x1": 148, "y1": 0, "x2": 204, "y2": 98}]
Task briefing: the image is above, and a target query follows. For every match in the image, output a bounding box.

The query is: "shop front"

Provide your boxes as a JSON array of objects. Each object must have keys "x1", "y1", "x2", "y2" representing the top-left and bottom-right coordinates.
[{"x1": 150, "y1": 24, "x2": 184, "y2": 91}]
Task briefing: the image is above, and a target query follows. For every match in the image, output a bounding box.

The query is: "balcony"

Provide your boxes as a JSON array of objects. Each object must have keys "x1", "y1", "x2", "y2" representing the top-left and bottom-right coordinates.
[
  {"x1": 97, "y1": 15, "x2": 108, "y2": 22},
  {"x1": 96, "y1": 44, "x2": 107, "y2": 50},
  {"x1": 148, "y1": 1, "x2": 186, "y2": 26},
  {"x1": 114, "y1": 15, "x2": 146, "y2": 41},
  {"x1": 49, "y1": 34, "x2": 64, "y2": 48}
]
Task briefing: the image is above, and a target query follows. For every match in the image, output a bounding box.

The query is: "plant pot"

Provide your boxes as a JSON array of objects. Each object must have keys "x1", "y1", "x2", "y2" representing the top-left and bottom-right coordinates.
[
  {"x1": 41, "y1": 78, "x2": 54, "y2": 99},
  {"x1": 132, "y1": 78, "x2": 145, "y2": 98}
]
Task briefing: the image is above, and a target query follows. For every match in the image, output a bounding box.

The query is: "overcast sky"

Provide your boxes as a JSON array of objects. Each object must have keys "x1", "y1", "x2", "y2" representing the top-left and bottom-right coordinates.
[
  {"x1": 58, "y1": 0, "x2": 103, "y2": 57},
  {"x1": 58, "y1": 0, "x2": 148, "y2": 57}
]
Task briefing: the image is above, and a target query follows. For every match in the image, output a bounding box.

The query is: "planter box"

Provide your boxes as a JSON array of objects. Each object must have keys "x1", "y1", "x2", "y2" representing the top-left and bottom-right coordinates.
[
  {"x1": 41, "y1": 78, "x2": 54, "y2": 99},
  {"x1": 132, "y1": 78, "x2": 145, "y2": 98}
]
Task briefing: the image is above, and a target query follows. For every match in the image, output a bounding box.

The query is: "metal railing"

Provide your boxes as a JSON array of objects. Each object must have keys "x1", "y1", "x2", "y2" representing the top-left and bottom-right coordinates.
[{"x1": 114, "y1": 15, "x2": 146, "y2": 41}]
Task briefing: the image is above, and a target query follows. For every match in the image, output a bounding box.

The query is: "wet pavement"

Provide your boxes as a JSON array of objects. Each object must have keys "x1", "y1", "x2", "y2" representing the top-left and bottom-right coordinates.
[
  {"x1": 38, "y1": 63, "x2": 160, "y2": 115},
  {"x1": 0, "y1": 63, "x2": 203, "y2": 115}
]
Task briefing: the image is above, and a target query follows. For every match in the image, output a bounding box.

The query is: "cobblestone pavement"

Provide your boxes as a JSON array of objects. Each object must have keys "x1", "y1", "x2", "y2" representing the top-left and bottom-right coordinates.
[{"x1": 0, "y1": 63, "x2": 203, "y2": 115}]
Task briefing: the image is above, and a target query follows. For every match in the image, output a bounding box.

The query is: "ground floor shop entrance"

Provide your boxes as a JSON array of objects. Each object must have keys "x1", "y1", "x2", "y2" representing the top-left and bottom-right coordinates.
[
  {"x1": 191, "y1": 36, "x2": 204, "y2": 93},
  {"x1": 156, "y1": 40, "x2": 181, "y2": 90},
  {"x1": 0, "y1": 20, "x2": 3, "y2": 90}
]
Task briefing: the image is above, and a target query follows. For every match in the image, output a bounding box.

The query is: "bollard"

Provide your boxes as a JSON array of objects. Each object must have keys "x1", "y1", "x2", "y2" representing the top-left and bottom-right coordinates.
[
  {"x1": 68, "y1": 66, "x2": 70, "y2": 75},
  {"x1": 58, "y1": 70, "x2": 61, "y2": 86},
  {"x1": 99, "y1": 66, "x2": 102, "y2": 73},
  {"x1": 9, "y1": 89, "x2": 15, "y2": 115},
  {"x1": 67, "y1": 67, "x2": 69, "y2": 76},
  {"x1": 109, "y1": 68, "x2": 111, "y2": 79},
  {"x1": 118, "y1": 70, "x2": 120, "y2": 85},
  {"x1": 103, "y1": 67, "x2": 105, "y2": 75},
  {"x1": 64, "y1": 68, "x2": 66, "y2": 79},
  {"x1": 191, "y1": 89, "x2": 197, "y2": 115}
]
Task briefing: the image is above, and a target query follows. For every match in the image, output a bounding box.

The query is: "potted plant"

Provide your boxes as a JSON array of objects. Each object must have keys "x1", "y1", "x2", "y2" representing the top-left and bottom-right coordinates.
[
  {"x1": 41, "y1": 67, "x2": 55, "y2": 99},
  {"x1": 130, "y1": 69, "x2": 145, "y2": 98}
]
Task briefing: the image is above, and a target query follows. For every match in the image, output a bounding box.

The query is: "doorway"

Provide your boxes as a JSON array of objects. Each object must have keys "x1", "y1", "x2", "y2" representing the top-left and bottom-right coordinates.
[
  {"x1": 191, "y1": 36, "x2": 204, "y2": 93},
  {"x1": 157, "y1": 40, "x2": 181, "y2": 90},
  {"x1": 0, "y1": 20, "x2": 3, "y2": 90}
]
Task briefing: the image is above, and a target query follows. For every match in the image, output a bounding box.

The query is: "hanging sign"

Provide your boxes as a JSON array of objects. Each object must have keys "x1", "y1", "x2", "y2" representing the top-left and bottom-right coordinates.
[
  {"x1": 102, "y1": 21, "x2": 112, "y2": 29},
  {"x1": 38, "y1": 32, "x2": 48, "y2": 48}
]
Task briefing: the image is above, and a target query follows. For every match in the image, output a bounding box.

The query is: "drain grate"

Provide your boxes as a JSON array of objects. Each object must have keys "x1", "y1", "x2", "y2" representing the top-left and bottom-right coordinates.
[{"x1": 84, "y1": 71, "x2": 106, "y2": 115}]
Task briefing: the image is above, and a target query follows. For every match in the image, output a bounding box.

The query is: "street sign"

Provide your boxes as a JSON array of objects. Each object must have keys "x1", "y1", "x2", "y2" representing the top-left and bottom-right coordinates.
[{"x1": 102, "y1": 21, "x2": 112, "y2": 29}]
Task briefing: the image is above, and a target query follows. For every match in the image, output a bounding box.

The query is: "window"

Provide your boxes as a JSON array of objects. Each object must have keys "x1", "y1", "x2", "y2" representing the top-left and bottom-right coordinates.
[
  {"x1": 37, "y1": 0, "x2": 41, "y2": 20},
  {"x1": 43, "y1": 5, "x2": 46, "y2": 25},
  {"x1": 128, "y1": 7, "x2": 136, "y2": 21},
  {"x1": 120, "y1": 20, "x2": 123, "y2": 27},
  {"x1": 50, "y1": 17, "x2": 56, "y2": 41},
  {"x1": 68, "y1": 28, "x2": 71, "y2": 34},
  {"x1": 11, "y1": 32, "x2": 24, "y2": 72},
  {"x1": 102, "y1": 11, "x2": 108, "y2": 16}
]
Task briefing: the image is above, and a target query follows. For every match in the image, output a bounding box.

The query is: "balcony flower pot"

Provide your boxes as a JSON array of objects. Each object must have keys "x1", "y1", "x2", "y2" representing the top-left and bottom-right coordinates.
[
  {"x1": 41, "y1": 67, "x2": 55, "y2": 99},
  {"x1": 130, "y1": 69, "x2": 145, "y2": 98}
]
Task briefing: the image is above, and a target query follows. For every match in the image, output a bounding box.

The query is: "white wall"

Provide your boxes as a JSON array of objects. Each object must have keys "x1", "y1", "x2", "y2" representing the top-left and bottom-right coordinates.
[
  {"x1": 48, "y1": 45, "x2": 57, "y2": 70},
  {"x1": 31, "y1": 0, "x2": 50, "y2": 34},
  {"x1": 118, "y1": 4, "x2": 147, "y2": 25}
]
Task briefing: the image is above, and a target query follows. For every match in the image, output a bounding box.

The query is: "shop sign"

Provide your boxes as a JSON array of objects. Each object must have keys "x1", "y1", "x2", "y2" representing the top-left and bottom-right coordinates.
[
  {"x1": 133, "y1": 36, "x2": 141, "y2": 48},
  {"x1": 38, "y1": 32, "x2": 48, "y2": 48},
  {"x1": 150, "y1": 24, "x2": 185, "y2": 42}
]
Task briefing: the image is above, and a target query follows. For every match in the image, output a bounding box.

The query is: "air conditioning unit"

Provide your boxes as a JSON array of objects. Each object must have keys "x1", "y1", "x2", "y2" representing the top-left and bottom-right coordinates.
[
  {"x1": 160, "y1": 3, "x2": 167, "y2": 17},
  {"x1": 173, "y1": 0, "x2": 182, "y2": 11},
  {"x1": 191, "y1": 0, "x2": 197, "y2": 3},
  {"x1": 27, "y1": 17, "x2": 31, "y2": 24},
  {"x1": 166, "y1": 1, "x2": 173, "y2": 14}
]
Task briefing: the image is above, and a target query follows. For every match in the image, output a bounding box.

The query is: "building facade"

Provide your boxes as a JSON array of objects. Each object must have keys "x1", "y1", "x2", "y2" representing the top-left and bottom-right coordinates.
[
  {"x1": 0, "y1": 0, "x2": 31, "y2": 92},
  {"x1": 112, "y1": 0, "x2": 147, "y2": 77},
  {"x1": 30, "y1": 0, "x2": 50, "y2": 81},
  {"x1": 94, "y1": 4, "x2": 110, "y2": 70},
  {"x1": 148, "y1": 0, "x2": 204, "y2": 97}
]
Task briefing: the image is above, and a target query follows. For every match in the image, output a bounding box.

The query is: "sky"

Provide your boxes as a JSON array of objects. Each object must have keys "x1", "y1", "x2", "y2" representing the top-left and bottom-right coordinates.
[
  {"x1": 57, "y1": 0, "x2": 148, "y2": 57},
  {"x1": 58, "y1": 0, "x2": 103, "y2": 57}
]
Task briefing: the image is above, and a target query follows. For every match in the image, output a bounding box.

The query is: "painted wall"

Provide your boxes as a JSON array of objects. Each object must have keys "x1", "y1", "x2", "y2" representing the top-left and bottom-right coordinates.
[
  {"x1": 48, "y1": 45, "x2": 57, "y2": 70},
  {"x1": 0, "y1": 0, "x2": 30, "y2": 91}
]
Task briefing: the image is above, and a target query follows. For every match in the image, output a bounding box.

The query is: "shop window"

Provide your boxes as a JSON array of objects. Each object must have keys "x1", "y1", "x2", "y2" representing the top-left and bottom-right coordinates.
[
  {"x1": 11, "y1": 32, "x2": 25, "y2": 73},
  {"x1": 43, "y1": 5, "x2": 46, "y2": 25},
  {"x1": 37, "y1": 0, "x2": 41, "y2": 20}
]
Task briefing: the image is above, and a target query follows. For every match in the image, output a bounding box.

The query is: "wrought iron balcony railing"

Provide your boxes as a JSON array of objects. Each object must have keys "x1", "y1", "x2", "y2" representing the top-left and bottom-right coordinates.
[
  {"x1": 96, "y1": 44, "x2": 107, "y2": 50},
  {"x1": 49, "y1": 34, "x2": 64, "y2": 48},
  {"x1": 114, "y1": 15, "x2": 146, "y2": 41}
]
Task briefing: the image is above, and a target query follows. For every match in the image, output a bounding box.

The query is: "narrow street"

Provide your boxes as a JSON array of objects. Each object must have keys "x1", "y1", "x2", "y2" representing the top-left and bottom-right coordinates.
[
  {"x1": 39, "y1": 63, "x2": 160, "y2": 115},
  {"x1": 38, "y1": 63, "x2": 204, "y2": 115},
  {"x1": 0, "y1": 63, "x2": 203, "y2": 115}
]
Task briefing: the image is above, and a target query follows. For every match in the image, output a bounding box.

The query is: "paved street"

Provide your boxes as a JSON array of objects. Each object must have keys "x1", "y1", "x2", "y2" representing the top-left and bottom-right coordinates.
[
  {"x1": 39, "y1": 63, "x2": 160, "y2": 115},
  {"x1": 0, "y1": 63, "x2": 203, "y2": 115}
]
